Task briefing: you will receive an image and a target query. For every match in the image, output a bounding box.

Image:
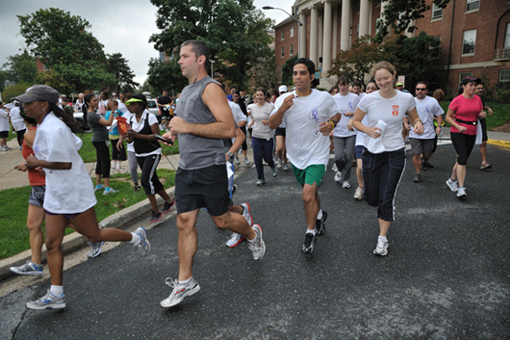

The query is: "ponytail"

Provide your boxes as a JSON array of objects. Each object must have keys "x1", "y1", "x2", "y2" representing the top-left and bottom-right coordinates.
[{"x1": 50, "y1": 102, "x2": 84, "y2": 134}]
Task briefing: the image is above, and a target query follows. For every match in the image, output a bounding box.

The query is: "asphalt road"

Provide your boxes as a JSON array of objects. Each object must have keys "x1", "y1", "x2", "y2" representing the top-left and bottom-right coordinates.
[{"x1": 1, "y1": 143, "x2": 509, "y2": 340}]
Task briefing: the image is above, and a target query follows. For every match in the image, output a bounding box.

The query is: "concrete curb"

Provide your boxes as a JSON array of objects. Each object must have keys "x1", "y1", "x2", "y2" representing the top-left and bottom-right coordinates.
[
  {"x1": 488, "y1": 139, "x2": 510, "y2": 149},
  {"x1": 0, "y1": 187, "x2": 175, "y2": 281}
]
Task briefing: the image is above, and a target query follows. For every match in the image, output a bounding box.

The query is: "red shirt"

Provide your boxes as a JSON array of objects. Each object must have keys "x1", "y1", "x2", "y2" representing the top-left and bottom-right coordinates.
[
  {"x1": 448, "y1": 94, "x2": 483, "y2": 135},
  {"x1": 22, "y1": 127, "x2": 45, "y2": 186}
]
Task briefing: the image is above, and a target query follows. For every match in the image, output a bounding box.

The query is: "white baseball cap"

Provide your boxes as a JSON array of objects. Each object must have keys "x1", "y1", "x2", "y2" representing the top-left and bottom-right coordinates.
[{"x1": 278, "y1": 85, "x2": 288, "y2": 94}]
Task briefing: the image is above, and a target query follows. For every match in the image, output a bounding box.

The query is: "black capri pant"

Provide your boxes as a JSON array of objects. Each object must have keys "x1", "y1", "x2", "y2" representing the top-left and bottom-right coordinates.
[
  {"x1": 92, "y1": 141, "x2": 111, "y2": 178},
  {"x1": 137, "y1": 153, "x2": 164, "y2": 195},
  {"x1": 450, "y1": 132, "x2": 476, "y2": 166},
  {"x1": 240, "y1": 126, "x2": 248, "y2": 151}
]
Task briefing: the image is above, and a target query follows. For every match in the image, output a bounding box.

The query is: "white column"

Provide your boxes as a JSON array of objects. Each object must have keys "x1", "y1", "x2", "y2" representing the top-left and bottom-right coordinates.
[
  {"x1": 380, "y1": 0, "x2": 388, "y2": 26},
  {"x1": 299, "y1": 11, "x2": 307, "y2": 58},
  {"x1": 406, "y1": 19, "x2": 415, "y2": 37},
  {"x1": 323, "y1": 1, "x2": 333, "y2": 73},
  {"x1": 318, "y1": 14, "x2": 323, "y2": 69},
  {"x1": 340, "y1": 0, "x2": 351, "y2": 50},
  {"x1": 332, "y1": 7, "x2": 338, "y2": 58},
  {"x1": 359, "y1": 0, "x2": 370, "y2": 37},
  {"x1": 310, "y1": 6, "x2": 318, "y2": 65}
]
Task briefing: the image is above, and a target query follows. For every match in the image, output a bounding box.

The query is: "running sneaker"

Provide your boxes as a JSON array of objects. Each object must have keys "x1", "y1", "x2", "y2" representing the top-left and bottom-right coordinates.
[
  {"x1": 160, "y1": 277, "x2": 201, "y2": 308},
  {"x1": 244, "y1": 158, "x2": 251, "y2": 165},
  {"x1": 103, "y1": 187, "x2": 118, "y2": 195},
  {"x1": 301, "y1": 233, "x2": 316, "y2": 254},
  {"x1": 5, "y1": 145, "x2": 13, "y2": 150},
  {"x1": 134, "y1": 227, "x2": 150, "y2": 256},
  {"x1": 334, "y1": 171, "x2": 342, "y2": 183},
  {"x1": 354, "y1": 186, "x2": 363, "y2": 201},
  {"x1": 425, "y1": 161, "x2": 434, "y2": 169},
  {"x1": 457, "y1": 187, "x2": 467, "y2": 199},
  {"x1": 373, "y1": 237, "x2": 388, "y2": 256},
  {"x1": 342, "y1": 181, "x2": 351, "y2": 189},
  {"x1": 162, "y1": 199, "x2": 175, "y2": 213},
  {"x1": 26, "y1": 290, "x2": 66, "y2": 310},
  {"x1": 480, "y1": 161, "x2": 492, "y2": 170},
  {"x1": 248, "y1": 224, "x2": 266, "y2": 260},
  {"x1": 87, "y1": 241, "x2": 104, "y2": 258},
  {"x1": 94, "y1": 184, "x2": 105, "y2": 192},
  {"x1": 446, "y1": 178, "x2": 459, "y2": 192},
  {"x1": 240, "y1": 202, "x2": 253, "y2": 226},
  {"x1": 316, "y1": 211, "x2": 327, "y2": 236},
  {"x1": 277, "y1": 159, "x2": 282, "y2": 169},
  {"x1": 283, "y1": 164, "x2": 289, "y2": 171},
  {"x1": 271, "y1": 167, "x2": 277, "y2": 177},
  {"x1": 256, "y1": 179, "x2": 265, "y2": 186},
  {"x1": 134, "y1": 185, "x2": 141, "y2": 192},
  {"x1": 421, "y1": 162, "x2": 428, "y2": 172},
  {"x1": 0, "y1": 146, "x2": 6, "y2": 152},
  {"x1": 332, "y1": 163, "x2": 338, "y2": 172},
  {"x1": 149, "y1": 210, "x2": 162, "y2": 223},
  {"x1": 413, "y1": 173, "x2": 422, "y2": 183},
  {"x1": 226, "y1": 232, "x2": 246, "y2": 248},
  {"x1": 235, "y1": 157, "x2": 241, "y2": 165},
  {"x1": 116, "y1": 168, "x2": 128, "y2": 174},
  {"x1": 10, "y1": 261, "x2": 43, "y2": 276}
]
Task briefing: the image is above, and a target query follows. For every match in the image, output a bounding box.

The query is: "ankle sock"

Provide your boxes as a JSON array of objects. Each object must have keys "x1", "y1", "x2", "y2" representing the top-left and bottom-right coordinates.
[
  {"x1": 307, "y1": 228, "x2": 317, "y2": 236},
  {"x1": 179, "y1": 277, "x2": 192, "y2": 285},
  {"x1": 130, "y1": 232, "x2": 141, "y2": 245},
  {"x1": 50, "y1": 285, "x2": 64, "y2": 296},
  {"x1": 316, "y1": 210, "x2": 323, "y2": 220}
]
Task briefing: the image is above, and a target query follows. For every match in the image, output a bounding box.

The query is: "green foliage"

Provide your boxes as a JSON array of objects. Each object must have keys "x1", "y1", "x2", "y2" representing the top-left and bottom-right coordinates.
[
  {"x1": 0, "y1": 71, "x2": 7, "y2": 92},
  {"x1": 17, "y1": 8, "x2": 112, "y2": 94},
  {"x1": 0, "y1": 83, "x2": 32, "y2": 103},
  {"x1": 2, "y1": 50, "x2": 37, "y2": 84},
  {"x1": 0, "y1": 169, "x2": 176, "y2": 260},
  {"x1": 147, "y1": 57, "x2": 188, "y2": 96},
  {"x1": 376, "y1": 0, "x2": 450, "y2": 42},
  {"x1": 281, "y1": 55, "x2": 298, "y2": 86},
  {"x1": 106, "y1": 53, "x2": 139, "y2": 94},
  {"x1": 149, "y1": 0, "x2": 274, "y2": 89},
  {"x1": 495, "y1": 89, "x2": 510, "y2": 104}
]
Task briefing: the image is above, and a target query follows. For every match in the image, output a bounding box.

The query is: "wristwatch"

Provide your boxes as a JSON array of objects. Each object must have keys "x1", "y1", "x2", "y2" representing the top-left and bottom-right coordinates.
[{"x1": 227, "y1": 151, "x2": 234, "y2": 158}]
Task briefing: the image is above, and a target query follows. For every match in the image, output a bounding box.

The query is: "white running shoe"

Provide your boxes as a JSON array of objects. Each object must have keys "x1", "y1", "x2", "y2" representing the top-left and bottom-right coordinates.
[
  {"x1": 332, "y1": 163, "x2": 338, "y2": 172},
  {"x1": 334, "y1": 171, "x2": 342, "y2": 183},
  {"x1": 133, "y1": 227, "x2": 150, "y2": 256},
  {"x1": 283, "y1": 164, "x2": 289, "y2": 171},
  {"x1": 87, "y1": 241, "x2": 104, "y2": 258},
  {"x1": 354, "y1": 186, "x2": 363, "y2": 200},
  {"x1": 446, "y1": 178, "x2": 459, "y2": 192},
  {"x1": 103, "y1": 187, "x2": 118, "y2": 195},
  {"x1": 277, "y1": 159, "x2": 282, "y2": 169},
  {"x1": 160, "y1": 277, "x2": 201, "y2": 308},
  {"x1": 249, "y1": 224, "x2": 266, "y2": 260},
  {"x1": 244, "y1": 158, "x2": 251, "y2": 165},
  {"x1": 457, "y1": 187, "x2": 467, "y2": 199},
  {"x1": 26, "y1": 290, "x2": 66, "y2": 310},
  {"x1": 10, "y1": 261, "x2": 43, "y2": 276},
  {"x1": 226, "y1": 232, "x2": 245, "y2": 247},
  {"x1": 342, "y1": 181, "x2": 351, "y2": 189},
  {"x1": 373, "y1": 237, "x2": 388, "y2": 256}
]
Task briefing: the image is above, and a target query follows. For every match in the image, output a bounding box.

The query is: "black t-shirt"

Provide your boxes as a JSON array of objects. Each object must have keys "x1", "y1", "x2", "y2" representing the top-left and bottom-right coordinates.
[{"x1": 158, "y1": 96, "x2": 171, "y2": 115}]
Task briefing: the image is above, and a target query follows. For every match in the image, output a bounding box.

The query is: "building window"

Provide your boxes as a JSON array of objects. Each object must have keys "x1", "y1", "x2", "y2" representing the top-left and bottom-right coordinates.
[
  {"x1": 281, "y1": 47, "x2": 285, "y2": 58},
  {"x1": 466, "y1": 0, "x2": 479, "y2": 12},
  {"x1": 462, "y1": 29, "x2": 476, "y2": 56},
  {"x1": 281, "y1": 29, "x2": 285, "y2": 41},
  {"x1": 459, "y1": 71, "x2": 473, "y2": 88},
  {"x1": 505, "y1": 23, "x2": 510, "y2": 48},
  {"x1": 290, "y1": 44, "x2": 294, "y2": 56},
  {"x1": 500, "y1": 69, "x2": 510, "y2": 82},
  {"x1": 290, "y1": 26, "x2": 294, "y2": 38},
  {"x1": 429, "y1": 36, "x2": 441, "y2": 58},
  {"x1": 356, "y1": 24, "x2": 360, "y2": 38},
  {"x1": 431, "y1": 3, "x2": 443, "y2": 20}
]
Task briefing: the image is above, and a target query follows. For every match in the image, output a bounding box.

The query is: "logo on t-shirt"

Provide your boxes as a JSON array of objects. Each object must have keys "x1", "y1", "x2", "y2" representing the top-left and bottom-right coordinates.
[
  {"x1": 392, "y1": 105, "x2": 399, "y2": 116},
  {"x1": 309, "y1": 107, "x2": 319, "y2": 122}
]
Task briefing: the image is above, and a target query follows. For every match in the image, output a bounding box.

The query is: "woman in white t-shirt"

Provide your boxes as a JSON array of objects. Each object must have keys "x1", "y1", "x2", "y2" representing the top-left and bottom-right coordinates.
[
  {"x1": 16, "y1": 85, "x2": 150, "y2": 310},
  {"x1": 248, "y1": 88, "x2": 276, "y2": 186},
  {"x1": 352, "y1": 61, "x2": 424, "y2": 257},
  {"x1": 332, "y1": 76, "x2": 360, "y2": 189}
]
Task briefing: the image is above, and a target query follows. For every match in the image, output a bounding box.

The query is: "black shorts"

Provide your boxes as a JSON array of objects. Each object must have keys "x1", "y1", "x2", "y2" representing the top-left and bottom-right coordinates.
[
  {"x1": 275, "y1": 127, "x2": 286, "y2": 137},
  {"x1": 175, "y1": 164, "x2": 230, "y2": 216},
  {"x1": 0, "y1": 131, "x2": 8, "y2": 138},
  {"x1": 479, "y1": 118, "x2": 488, "y2": 142}
]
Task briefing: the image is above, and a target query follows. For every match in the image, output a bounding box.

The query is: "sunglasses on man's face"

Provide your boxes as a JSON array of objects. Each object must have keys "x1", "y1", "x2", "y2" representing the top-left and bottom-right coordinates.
[{"x1": 416, "y1": 88, "x2": 427, "y2": 91}]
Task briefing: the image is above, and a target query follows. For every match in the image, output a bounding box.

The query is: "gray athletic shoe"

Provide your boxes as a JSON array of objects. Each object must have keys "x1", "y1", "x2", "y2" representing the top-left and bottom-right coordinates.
[
  {"x1": 373, "y1": 238, "x2": 389, "y2": 256},
  {"x1": 134, "y1": 227, "x2": 150, "y2": 256},
  {"x1": 26, "y1": 290, "x2": 66, "y2": 310},
  {"x1": 87, "y1": 241, "x2": 104, "y2": 258},
  {"x1": 10, "y1": 261, "x2": 43, "y2": 276},
  {"x1": 160, "y1": 277, "x2": 201, "y2": 308},
  {"x1": 248, "y1": 224, "x2": 266, "y2": 260}
]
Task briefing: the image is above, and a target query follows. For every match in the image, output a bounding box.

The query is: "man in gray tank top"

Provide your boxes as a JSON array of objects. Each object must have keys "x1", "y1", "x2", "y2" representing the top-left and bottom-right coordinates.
[{"x1": 160, "y1": 40, "x2": 266, "y2": 309}]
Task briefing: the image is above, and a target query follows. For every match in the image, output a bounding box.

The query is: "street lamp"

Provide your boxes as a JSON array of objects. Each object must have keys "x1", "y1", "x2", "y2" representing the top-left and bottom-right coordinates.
[
  {"x1": 210, "y1": 59, "x2": 215, "y2": 78},
  {"x1": 262, "y1": 6, "x2": 303, "y2": 26}
]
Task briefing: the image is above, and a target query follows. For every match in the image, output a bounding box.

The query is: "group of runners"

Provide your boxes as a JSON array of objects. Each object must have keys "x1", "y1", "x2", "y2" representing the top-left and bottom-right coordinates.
[{"x1": 7, "y1": 39, "x2": 491, "y2": 311}]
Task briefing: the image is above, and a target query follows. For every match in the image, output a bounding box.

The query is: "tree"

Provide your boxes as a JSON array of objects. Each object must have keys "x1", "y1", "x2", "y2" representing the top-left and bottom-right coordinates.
[
  {"x1": 0, "y1": 71, "x2": 7, "y2": 93},
  {"x1": 281, "y1": 55, "x2": 298, "y2": 86},
  {"x1": 106, "y1": 53, "x2": 139, "y2": 94},
  {"x1": 17, "y1": 8, "x2": 113, "y2": 94},
  {"x1": 2, "y1": 50, "x2": 37, "y2": 84},
  {"x1": 376, "y1": 0, "x2": 450, "y2": 42},
  {"x1": 149, "y1": 0, "x2": 274, "y2": 89},
  {"x1": 146, "y1": 57, "x2": 188, "y2": 97},
  {"x1": 251, "y1": 54, "x2": 276, "y2": 91}
]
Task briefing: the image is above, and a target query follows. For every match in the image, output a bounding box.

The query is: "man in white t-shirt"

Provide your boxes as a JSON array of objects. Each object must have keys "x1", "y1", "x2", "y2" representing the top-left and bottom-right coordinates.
[
  {"x1": 410, "y1": 81, "x2": 444, "y2": 183},
  {"x1": 269, "y1": 58, "x2": 340, "y2": 254}
]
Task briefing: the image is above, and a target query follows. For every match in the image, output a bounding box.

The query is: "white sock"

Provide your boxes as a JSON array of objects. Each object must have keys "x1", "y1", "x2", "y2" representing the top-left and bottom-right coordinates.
[
  {"x1": 179, "y1": 276, "x2": 192, "y2": 285},
  {"x1": 378, "y1": 236, "x2": 387, "y2": 243},
  {"x1": 130, "y1": 232, "x2": 141, "y2": 246},
  {"x1": 116, "y1": 163, "x2": 120, "y2": 170},
  {"x1": 50, "y1": 285, "x2": 64, "y2": 296},
  {"x1": 306, "y1": 228, "x2": 317, "y2": 236},
  {"x1": 316, "y1": 210, "x2": 323, "y2": 220}
]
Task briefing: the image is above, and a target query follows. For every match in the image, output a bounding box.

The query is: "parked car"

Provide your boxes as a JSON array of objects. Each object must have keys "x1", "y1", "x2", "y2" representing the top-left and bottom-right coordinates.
[{"x1": 147, "y1": 98, "x2": 162, "y2": 123}]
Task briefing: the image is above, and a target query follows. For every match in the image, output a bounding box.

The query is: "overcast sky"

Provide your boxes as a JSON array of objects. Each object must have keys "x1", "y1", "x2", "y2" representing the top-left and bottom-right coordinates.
[{"x1": 0, "y1": 0, "x2": 295, "y2": 87}]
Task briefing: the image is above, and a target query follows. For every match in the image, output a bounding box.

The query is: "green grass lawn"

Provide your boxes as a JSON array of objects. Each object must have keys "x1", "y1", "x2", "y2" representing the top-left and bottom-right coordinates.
[
  {"x1": 439, "y1": 101, "x2": 509, "y2": 130},
  {"x1": 0, "y1": 169, "x2": 175, "y2": 260},
  {"x1": 78, "y1": 132, "x2": 179, "y2": 162}
]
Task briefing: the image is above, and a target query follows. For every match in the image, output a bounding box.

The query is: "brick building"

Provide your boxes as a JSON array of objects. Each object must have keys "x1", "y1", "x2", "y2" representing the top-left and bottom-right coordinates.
[{"x1": 273, "y1": 0, "x2": 510, "y2": 93}]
